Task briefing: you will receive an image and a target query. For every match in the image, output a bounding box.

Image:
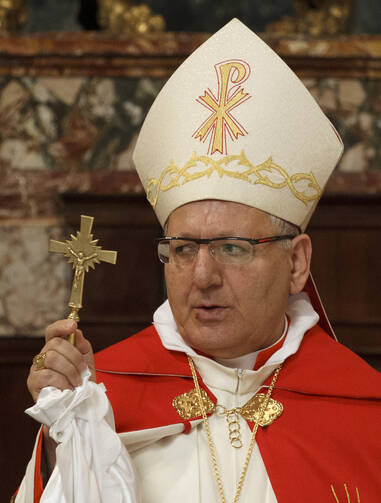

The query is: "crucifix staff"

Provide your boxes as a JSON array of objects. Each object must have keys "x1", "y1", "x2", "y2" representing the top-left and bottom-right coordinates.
[{"x1": 49, "y1": 215, "x2": 117, "y2": 345}]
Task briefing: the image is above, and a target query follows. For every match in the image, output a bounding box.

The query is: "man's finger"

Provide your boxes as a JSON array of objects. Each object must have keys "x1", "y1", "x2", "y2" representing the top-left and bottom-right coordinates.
[
  {"x1": 45, "y1": 319, "x2": 77, "y2": 343},
  {"x1": 40, "y1": 350, "x2": 83, "y2": 388},
  {"x1": 74, "y1": 330, "x2": 93, "y2": 356},
  {"x1": 41, "y1": 336, "x2": 88, "y2": 373}
]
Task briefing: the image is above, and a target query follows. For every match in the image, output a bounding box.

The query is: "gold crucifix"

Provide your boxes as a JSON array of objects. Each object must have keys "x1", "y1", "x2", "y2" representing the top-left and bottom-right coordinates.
[{"x1": 49, "y1": 215, "x2": 117, "y2": 345}]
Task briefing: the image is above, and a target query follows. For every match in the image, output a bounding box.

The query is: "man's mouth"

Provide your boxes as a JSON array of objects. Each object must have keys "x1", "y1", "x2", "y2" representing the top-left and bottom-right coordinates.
[
  {"x1": 196, "y1": 303, "x2": 225, "y2": 310},
  {"x1": 193, "y1": 305, "x2": 228, "y2": 321}
]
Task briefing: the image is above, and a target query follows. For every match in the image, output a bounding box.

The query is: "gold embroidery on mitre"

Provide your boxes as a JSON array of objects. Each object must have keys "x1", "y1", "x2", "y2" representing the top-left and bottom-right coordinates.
[
  {"x1": 193, "y1": 60, "x2": 251, "y2": 155},
  {"x1": 239, "y1": 393, "x2": 283, "y2": 427},
  {"x1": 146, "y1": 150, "x2": 322, "y2": 209},
  {"x1": 330, "y1": 483, "x2": 361, "y2": 503},
  {"x1": 173, "y1": 388, "x2": 215, "y2": 420}
]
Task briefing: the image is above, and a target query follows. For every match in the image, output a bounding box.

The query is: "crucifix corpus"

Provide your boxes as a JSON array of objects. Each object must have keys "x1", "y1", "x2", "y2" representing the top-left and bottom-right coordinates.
[{"x1": 49, "y1": 215, "x2": 117, "y2": 345}]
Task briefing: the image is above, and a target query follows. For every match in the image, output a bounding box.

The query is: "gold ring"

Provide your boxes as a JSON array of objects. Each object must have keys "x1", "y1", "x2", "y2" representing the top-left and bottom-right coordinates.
[{"x1": 32, "y1": 352, "x2": 47, "y2": 371}]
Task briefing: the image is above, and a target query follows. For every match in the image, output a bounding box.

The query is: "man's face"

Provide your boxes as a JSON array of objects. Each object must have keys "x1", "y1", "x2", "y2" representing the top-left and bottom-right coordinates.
[{"x1": 165, "y1": 200, "x2": 296, "y2": 358}]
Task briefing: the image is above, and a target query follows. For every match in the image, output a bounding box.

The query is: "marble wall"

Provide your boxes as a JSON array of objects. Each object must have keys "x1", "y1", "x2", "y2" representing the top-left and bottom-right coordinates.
[
  {"x1": 306, "y1": 78, "x2": 381, "y2": 173},
  {"x1": 0, "y1": 71, "x2": 380, "y2": 337},
  {"x1": 0, "y1": 222, "x2": 69, "y2": 336},
  {"x1": 0, "y1": 75, "x2": 163, "y2": 336},
  {"x1": 0, "y1": 75, "x2": 379, "y2": 187},
  {"x1": 0, "y1": 76, "x2": 165, "y2": 174}
]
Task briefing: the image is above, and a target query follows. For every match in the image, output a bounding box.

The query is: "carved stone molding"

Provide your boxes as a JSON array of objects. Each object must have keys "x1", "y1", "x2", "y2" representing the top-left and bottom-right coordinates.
[{"x1": 0, "y1": 32, "x2": 380, "y2": 78}]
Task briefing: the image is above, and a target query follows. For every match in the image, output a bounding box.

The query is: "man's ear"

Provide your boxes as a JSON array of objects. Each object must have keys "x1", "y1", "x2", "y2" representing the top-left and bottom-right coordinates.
[{"x1": 289, "y1": 234, "x2": 312, "y2": 295}]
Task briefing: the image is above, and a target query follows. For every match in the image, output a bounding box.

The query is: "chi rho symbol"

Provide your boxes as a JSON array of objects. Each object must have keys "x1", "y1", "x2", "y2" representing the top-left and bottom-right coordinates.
[{"x1": 193, "y1": 60, "x2": 251, "y2": 155}]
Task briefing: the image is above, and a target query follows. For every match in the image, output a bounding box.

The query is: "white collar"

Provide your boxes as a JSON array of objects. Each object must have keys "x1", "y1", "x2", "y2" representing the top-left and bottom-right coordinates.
[{"x1": 153, "y1": 292, "x2": 319, "y2": 371}]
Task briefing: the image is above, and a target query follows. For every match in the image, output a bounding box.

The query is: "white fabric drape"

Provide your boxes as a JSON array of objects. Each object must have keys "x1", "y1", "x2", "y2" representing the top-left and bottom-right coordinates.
[{"x1": 25, "y1": 369, "x2": 140, "y2": 503}]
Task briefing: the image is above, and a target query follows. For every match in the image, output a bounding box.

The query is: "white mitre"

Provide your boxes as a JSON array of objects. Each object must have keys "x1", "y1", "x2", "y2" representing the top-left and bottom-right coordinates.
[{"x1": 133, "y1": 18, "x2": 343, "y2": 231}]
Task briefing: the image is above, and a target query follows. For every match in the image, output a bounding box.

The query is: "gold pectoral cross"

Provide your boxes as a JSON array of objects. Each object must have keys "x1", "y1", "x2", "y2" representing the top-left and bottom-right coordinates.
[{"x1": 49, "y1": 215, "x2": 117, "y2": 344}]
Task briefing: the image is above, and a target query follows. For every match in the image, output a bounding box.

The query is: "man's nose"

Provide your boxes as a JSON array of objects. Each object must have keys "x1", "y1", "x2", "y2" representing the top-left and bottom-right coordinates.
[{"x1": 191, "y1": 245, "x2": 223, "y2": 289}]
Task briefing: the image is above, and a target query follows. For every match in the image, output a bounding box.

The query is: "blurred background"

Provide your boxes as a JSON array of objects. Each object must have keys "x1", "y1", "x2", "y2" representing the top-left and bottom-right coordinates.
[
  {"x1": 20, "y1": 0, "x2": 381, "y2": 34},
  {"x1": 0, "y1": 0, "x2": 380, "y2": 500}
]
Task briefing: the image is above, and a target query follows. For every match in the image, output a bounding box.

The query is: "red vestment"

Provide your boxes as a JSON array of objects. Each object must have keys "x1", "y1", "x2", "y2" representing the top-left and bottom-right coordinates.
[
  {"x1": 26, "y1": 324, "x2": 381, "y2": 502},
  {"x1": 95, "y1": 324, "x2": 381, "y2": 502}
]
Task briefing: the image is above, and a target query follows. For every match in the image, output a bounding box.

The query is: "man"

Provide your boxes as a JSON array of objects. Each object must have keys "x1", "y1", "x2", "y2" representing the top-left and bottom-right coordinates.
[{"x1": 16, "y1": 19, "x2": 381, "y2": 502}]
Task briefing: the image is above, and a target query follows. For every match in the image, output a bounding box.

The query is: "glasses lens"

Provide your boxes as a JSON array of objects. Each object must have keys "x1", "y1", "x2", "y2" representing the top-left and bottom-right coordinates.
[
  {"x1": 158, "y1": 240, "x2": 170, "y2": 263},
  {"x1": 158, "y1": 239, "x2": 199, "y2": 265},
  {"x1": 172, "y1": 239, "x2": 199, "y2": 264},
  {"x1": 212, "y1": 239, "x2": 253, "y2": 264}
]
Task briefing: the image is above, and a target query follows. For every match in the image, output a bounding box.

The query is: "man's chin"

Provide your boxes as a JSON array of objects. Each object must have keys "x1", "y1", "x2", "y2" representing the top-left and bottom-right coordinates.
[{"x1": 182, "y1": 324, "x2": 236, "y2": 358}]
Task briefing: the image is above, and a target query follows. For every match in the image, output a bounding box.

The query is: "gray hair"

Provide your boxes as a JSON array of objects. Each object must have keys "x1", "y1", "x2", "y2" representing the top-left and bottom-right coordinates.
[{"x1": 267, "y1": 214, "x2": 300, "y2": 248}]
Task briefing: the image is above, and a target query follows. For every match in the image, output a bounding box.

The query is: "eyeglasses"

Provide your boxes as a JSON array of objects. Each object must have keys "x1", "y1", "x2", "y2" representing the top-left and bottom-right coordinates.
[{"x1": 156, "y1": 235, "x2": 296, "y2": 266}]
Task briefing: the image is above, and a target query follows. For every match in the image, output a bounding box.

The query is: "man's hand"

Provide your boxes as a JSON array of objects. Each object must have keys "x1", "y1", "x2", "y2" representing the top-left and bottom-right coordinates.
[
  {"x1": 27, "y1": 319, "x2": 95, "y2": 403},
  {"x1": 26, "y1": 320, "x2": 96, "y2": 477}
]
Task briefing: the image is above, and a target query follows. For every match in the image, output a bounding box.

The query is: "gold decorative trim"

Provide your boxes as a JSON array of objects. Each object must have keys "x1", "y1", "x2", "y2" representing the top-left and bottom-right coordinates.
[
  {"x1": 240, "y1": 394, "x2": 283, "y2": 427},
  {"x1": 173, "y1": 388, "x2": 283, "y2": 427},
  {"x1": 330, "y1": 483, "x2": 361, "y2": 503},
  {"x1": 98, "y1": 1, "x2": 165, "y2": 36},
  {"x1": 266, "y1": 0, "x2": 352, "y2": 37},
  {"x1": 0, "y1": 0, "x2": 26, "y2": 33},
  {"x1": 173, "y1": 388, "x2": 215, "y2": 420},
  {"x1": 147, "y1": 150, "x2": 322, "y2": 209}
]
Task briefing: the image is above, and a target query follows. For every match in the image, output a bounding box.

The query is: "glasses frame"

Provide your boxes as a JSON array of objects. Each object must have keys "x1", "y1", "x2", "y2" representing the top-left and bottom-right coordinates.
[{"x1": 156, "y1": 234, "x2": 297, "y2": 265}]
